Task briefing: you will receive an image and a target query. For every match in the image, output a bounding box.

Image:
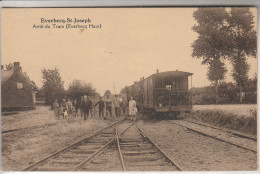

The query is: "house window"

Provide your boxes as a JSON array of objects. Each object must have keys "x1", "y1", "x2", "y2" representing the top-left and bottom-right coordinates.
[
  {"x1": 17, "y1": 82, "x2": 23, "y2": 89},
  {"x1": 166, "y1": 85, "x2": 172, "y2": 90}
]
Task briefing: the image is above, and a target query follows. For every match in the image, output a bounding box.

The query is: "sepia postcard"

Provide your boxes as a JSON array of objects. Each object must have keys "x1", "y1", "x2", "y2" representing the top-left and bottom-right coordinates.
[{"x1": 1, "y1": 7, "x2": 258, "y2": 172}]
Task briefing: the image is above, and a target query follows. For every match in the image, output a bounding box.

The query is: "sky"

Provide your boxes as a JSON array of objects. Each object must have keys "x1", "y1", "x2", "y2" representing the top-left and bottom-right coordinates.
[{"x1": 1, "y1": 8, "x2": 258, "y2": 95}]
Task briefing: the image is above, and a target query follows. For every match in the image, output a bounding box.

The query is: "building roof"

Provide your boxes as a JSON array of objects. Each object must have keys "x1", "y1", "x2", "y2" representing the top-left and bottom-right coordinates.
[
  {"x1": 1, "y1": 69, "x2": 36, "y2": 88},
  {"x1": 1, "y1": 69, "x2": 14, "y2": 85}
]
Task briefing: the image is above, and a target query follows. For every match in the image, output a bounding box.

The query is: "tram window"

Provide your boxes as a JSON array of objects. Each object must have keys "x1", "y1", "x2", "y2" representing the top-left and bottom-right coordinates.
[{"x1": 166, "y1": 85, "x2": 171, "y2": 90}]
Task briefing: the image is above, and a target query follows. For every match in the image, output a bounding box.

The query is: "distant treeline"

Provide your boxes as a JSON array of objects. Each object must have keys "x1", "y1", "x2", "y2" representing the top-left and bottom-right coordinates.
[
  {"x1": 36, "y1": 68, "x2": 100, "y2": 105},
  {"x1": 191, "y1": 77, "x2": 257, "y2": 105}
]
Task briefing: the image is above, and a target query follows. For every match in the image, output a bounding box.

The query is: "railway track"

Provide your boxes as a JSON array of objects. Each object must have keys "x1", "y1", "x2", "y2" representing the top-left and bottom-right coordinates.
[
  {"x1": 171, "y1": 120, "x2": 257, "y2": 153},
  {"x1": 74, "y1": 121, "x2": 136, "y2": 171},
  {"x1": 21, "y1": 120, "x2": 123, "y2": 171},
  {"x1": 182, "y1": 119, "x2": 257, "y2": 141},
  {"x1": 118, "y1": 123, "x2": 182, "y2": 171},
  {"x1": 2, "y1": 122, "x2": 60, "y2": 134},
  {"x1": 22, "y1": 118, "x2": 182, "y2": 171}
]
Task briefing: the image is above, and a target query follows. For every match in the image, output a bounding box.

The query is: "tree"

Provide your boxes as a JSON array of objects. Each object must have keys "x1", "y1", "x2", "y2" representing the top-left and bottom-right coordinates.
[
  {"x1": 120, "y1": 86, "x2": 128, "y2": 95},
  {"x1": 67, "y1": 79, "x2": 97, "y2": 99},
  {"x1": 207, "y1": 59, "x2": 227, "y2": 103},
  {"x1": 36, "y1": 88, "x2": 45, "y2": 101},
  {"x1": 226, "y1": 8, "x2": 257, "y2": 103},
  {"x1": 192, "y1": 8, "x2": 257, "y2": 103},
  {"x1": 192, "y1": 8, "x2": 229, "y2": 103},
  {"x1": 104, "y1": 90, "x2": 111, "y2": 96},
  {"x1": 42, "y1": 67, "x2": 65, "y2": 105},
  {"x1": 4, "y1": 63, "x2": 14, "y2": 70},
  {"x1": 245, "y1": 73, "x2": 257, "y2": 103}
]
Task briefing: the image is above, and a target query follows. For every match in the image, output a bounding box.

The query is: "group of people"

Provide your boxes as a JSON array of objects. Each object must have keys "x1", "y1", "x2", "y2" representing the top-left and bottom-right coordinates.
[{"x1": 52, "y1": 95, "x2": 138, "y2": 121}]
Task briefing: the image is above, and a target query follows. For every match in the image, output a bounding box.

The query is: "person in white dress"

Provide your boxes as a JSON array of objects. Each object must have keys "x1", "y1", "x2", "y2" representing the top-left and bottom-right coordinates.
[{"x1": 129, "y1": 97, "x2": 137, "y2": 121}]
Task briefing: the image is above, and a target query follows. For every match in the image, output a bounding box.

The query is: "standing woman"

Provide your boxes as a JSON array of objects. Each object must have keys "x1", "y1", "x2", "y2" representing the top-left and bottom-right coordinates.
[
  {"x1": 53, "y1": 99, "x2": 59, "y2": 118},
  {"x1": 129, "y1": 97, "x2": 137, "y2": 121}
]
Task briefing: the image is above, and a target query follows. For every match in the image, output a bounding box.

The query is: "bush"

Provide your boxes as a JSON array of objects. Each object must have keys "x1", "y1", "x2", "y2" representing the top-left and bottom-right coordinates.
[{"x1": 188, "y1": 110, "x2": 257, "y2": 135}]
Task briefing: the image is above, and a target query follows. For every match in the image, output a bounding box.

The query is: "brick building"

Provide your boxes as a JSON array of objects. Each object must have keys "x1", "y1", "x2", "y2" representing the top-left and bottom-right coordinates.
[{"x1": 1, "y1": 62, "x2": 36, "y2": 111}]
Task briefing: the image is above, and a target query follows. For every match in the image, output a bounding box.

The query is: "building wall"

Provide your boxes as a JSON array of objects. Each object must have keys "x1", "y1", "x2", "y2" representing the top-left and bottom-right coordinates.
[{"x1": 1, "y1": 71, "x2": 34, "y2": 109}]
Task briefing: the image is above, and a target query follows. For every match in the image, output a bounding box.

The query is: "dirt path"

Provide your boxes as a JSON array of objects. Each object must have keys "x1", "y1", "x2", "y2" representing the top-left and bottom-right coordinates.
[{"x1": 2, "y1": 105, "x2": 61, "y2": 131}]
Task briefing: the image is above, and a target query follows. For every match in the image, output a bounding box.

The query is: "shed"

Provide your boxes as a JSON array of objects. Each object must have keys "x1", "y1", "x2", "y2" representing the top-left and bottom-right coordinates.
[{"x1": 1, "y1": 62, "x2": 37, "y2": 111}]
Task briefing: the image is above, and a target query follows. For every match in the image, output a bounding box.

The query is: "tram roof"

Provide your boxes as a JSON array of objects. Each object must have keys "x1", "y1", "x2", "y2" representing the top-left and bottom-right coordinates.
[
  {"x1": 152, "y1": 71, "x2": 193, "y2": 78},
  {"x1": 130, "y1": 71, "x2": 193, "y2": 86}
]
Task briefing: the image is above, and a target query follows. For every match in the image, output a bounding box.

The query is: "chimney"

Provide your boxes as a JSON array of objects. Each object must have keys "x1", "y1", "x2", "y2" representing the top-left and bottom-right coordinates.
[
  {"x1": 156, "y1": 69, "x2": 159, "y2": 74},
  {"x1": 14, "y1": 62, "x2": 20, "y2": 71}
]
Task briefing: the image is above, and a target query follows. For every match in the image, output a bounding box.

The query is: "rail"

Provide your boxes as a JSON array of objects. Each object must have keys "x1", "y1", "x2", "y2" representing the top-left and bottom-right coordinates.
[
  {"x1": 21, "y1": 120, "x2": 121, "y2": 171},
  {"x1": 137, "y1": 123, "x2": 183, "y2": 171}
]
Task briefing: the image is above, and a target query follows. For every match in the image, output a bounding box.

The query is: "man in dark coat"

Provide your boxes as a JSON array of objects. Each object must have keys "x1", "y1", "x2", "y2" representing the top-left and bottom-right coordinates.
[
  {"x1": 82, "y1": 95, "x2": 92, "y2": 121},
  {"x1": 120, "y1": 97, "x2": 127, "y2": 115},
  {"x1": 95, "y1": 97, "x2": 105, "y2": 118},
  {"x1": 105, "y1": 95, "x2": 113, "y2": 118},
  {"x1": 80, "y1": 96, "x2": 84, "y2": 117}
]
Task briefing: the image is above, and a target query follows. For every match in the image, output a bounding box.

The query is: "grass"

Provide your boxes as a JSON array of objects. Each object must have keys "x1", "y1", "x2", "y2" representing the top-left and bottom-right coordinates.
[{"x1": 185, "y1": 109, "x2": 257, "y2": 135}]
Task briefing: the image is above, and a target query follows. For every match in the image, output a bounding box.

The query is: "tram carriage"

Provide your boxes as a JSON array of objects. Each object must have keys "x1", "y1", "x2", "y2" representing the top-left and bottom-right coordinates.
[{"x1": 126, "y1": 70, "x2": 193, "y2": 117}]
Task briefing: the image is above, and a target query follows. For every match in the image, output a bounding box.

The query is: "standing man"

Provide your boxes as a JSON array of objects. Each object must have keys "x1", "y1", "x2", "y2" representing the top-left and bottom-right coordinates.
[
  {"x1": 114, "y1": 95, "x2": 121, "y2": 117},
  {"x1": 80, "y1": 96, "x2": 84, "y2": 117},
  {"x1": 105, "y1": 95, "x2": 113, "y2": 119},
  {"x1": 95, "y1": 97, "x2": 105, "y2": 119},
  {"x1": 66, "y1": 98, "x2": 73, "y2": 118},
  {"x1": 53, "y1": 99, "x2": 59, "y2": 118},
  {"x1": 82, "y1": 95, "x2": 92, "y2": 121},
  {"x1": 120, "y1": 97, "x2": 127, "y2": 115}
]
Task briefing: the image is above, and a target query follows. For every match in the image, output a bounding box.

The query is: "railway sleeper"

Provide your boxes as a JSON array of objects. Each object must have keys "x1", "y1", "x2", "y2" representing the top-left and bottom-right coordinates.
[
  {"x1": 121, "y1": 147, "x2": 153, "y2": 151},
  {"x1": 126, "y1": 165, "x2": 175, "y2": 171},
  {"x1": 89, "y1": 137, "x2": 113, "y2": 141},
  {"x1": 90, "y1": 160, "x2": 107, "y2": 164},
  {"x1": 82, "y1": 167, "x2": 112, "y2": 171},
  {"x1": 49, "y1": 160, "x2": 81, "y2": 165},
  {"x1": 61, "y1": 153, "x2": 91, "y2": 158},
  {"x1": 120, "y1": 142, "x2": 143, "y2": 146},
  {"x1": 121, "y1": 144, "x2": 153, "y2": 148},
  {"x1": 69, "y1": 149, "x2": 96, "y2": 154},
  {"x1": 76, "y1": 145, "x2": 104, "y2": 150},
  {"x1": 125, "y1": 160, "x2": 168, "y2": 167},
  {"x1": 123, "y1": 150, "x2": 158, "y2": 156},
  {"x1": 100, "y1": 135, "x2": 115, "y2": 138},
  {"x1": 35, "y1": 166, "x2": 70, "y2": 171},
  {"x1": 123, "y1": 153, "x2": 160, "y2": 159},
  {"x1": 83, "y1": 141, "x2": 108, "y2": 145},
  {"x1": 88, "y1": 141, "x2": 111, "y2": 144},
  {"x1": 124, "y1": 155, "x2": 164, "y2": 162},
  {"x1": 120, "y1": 138, "x2": 144, "y2": 142},
  {"x1": 100, "y1": 131, "x2": 115, "y2": 134}
]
